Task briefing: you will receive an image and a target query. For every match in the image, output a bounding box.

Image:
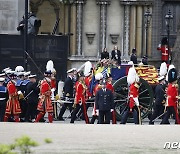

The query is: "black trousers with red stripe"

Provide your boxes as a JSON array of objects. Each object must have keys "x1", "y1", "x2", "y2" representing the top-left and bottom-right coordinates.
[
  {"x1": 70, "y1": 104, "x2": 89, "y2": 124},
  {"x1": 161, "y1": 106, "x2": 180, "y2": 124}
]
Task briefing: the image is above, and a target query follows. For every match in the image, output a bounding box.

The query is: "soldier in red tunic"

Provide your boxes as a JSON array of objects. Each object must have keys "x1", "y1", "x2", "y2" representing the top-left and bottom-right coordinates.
[
  {"x1": 70, "y1": 72, "x2": 89, "y2": 124},
  {"x1": 35, "y1": 71, "x2": 54, "y2": 123},
  {"x1": 161, "y1": 68, "x2": 180, "y2": 124},
  {"x1": 121, "y1": 66, "x2": 140, "y2": 124},
  {"x1": 157, "y1": 37, "x2": 169, "y2": 64},
  {"x1": 4, "y1": 72, "x2": 21, "y2": 122}
]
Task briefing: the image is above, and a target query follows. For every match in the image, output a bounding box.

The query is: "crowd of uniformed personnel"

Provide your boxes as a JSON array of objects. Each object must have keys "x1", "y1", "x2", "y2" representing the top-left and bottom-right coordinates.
[{"x1": 0, "y1": 45, "x2": 179, "y2": 124}]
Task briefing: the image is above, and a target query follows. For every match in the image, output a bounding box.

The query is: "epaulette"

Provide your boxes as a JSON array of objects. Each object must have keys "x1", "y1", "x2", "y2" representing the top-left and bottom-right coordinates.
[
  {"x1": 98, "y1": 85, "x2": 102, "y2": 89},
  {"x1": 172, "y1": 84, "x2": 178, "y2": 88},
  {"x1": 134, "y1": 82, "x2": 139, "y2": 88}
]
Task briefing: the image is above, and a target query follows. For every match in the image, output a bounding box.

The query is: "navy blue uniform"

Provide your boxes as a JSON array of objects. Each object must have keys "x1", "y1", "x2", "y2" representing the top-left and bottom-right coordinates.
[
  {"x1": 149, "y1": 83, "x2": 166, "y2": 124},
  {"x1": 58, "y1": 76, "x2": 74, "y2": 120},
  {"x1": 25, "y1": 81, "x2": 39, "y2": 121},
  {"x1": 0, "y1": 86, "x2": 8, "y2": 121},
  {"x1": 95, "y1": 88, "x2": 114, "y2": 124}
]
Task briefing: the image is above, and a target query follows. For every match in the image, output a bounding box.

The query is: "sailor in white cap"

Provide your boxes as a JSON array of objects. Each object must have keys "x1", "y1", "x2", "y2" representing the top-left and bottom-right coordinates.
[
  {"x1": 0, "y1": 77, "x2": 8, "y2": 122},
  {"x1": 58, "y1": 68, "x2": 75, "y2": 121},
  {"x1": 149, "y1": 73, "x2": 166, "y2": 124},
  {"x1": 25, "y1": 74, "x2": 39, "y2": 122}
]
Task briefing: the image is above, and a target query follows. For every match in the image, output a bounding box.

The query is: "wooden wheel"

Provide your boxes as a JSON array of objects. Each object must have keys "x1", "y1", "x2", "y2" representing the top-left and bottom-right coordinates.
[{"x1": 113, "y1": 76, "x2": 154, "y2": 122}]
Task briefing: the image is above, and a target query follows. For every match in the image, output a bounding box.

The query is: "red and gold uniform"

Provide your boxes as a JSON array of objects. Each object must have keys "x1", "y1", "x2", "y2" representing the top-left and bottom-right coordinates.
[
  {"x1": 51, "y1": 77, "x2": 56, "y2": 90},
  {"x1": 4, "y1": 81, "x2": 21, "y2": 122},
  {"x1": 35, "y1": 79, "x2": 53, "y2": 123},
  {"x1": 157, "y1": 45, "x2": 169, "y2": 63},
  {"x1": 129, "y1": 83, "x2": 139, "y2": 110},
  {"x1": 70, "y1": 80, "x2": 89, "y2": 124}
]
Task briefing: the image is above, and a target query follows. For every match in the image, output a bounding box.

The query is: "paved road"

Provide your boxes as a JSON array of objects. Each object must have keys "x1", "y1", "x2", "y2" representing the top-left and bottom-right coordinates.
[{"x1": 0, "y1": 122, "x2": 180, "y2": 154}]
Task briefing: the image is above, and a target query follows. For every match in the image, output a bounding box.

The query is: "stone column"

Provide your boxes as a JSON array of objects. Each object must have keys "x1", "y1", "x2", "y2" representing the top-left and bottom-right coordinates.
[
  {"x1": 75, "y1": 0, "x2": 85, "y2": 56},
  {"x1": 136, "y1": 6, "x2": 143, "y2": 57},
  {"x1": 130, "y1": 5, "x2": 136, "y2": 55},
  {"x1": 123, "y1": 4, "x2": 130, "y2": 59},
  {"x1": 97, "y1": 0, "x2": 110, "y2": 54}
]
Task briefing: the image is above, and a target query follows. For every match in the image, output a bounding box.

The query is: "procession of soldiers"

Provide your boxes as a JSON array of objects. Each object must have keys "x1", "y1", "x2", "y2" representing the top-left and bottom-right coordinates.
[{"x1": 0, "y1": 43, "x2": 179, "y2": 125}]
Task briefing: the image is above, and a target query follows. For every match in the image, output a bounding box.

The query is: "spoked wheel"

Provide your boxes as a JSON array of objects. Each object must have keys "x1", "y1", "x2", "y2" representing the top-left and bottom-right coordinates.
[{"x1": 113, "y1": 76, "x2": 154, "y2": 122}]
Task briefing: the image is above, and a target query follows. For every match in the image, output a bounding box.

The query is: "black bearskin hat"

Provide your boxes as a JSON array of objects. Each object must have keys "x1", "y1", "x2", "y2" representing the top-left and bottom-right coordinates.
[
  {"x1": 168, "y1": 68, "x2": 177, "y2": 83},
  {"x1": 161, "y1": 37, "x2": 168, "y2": 45}
]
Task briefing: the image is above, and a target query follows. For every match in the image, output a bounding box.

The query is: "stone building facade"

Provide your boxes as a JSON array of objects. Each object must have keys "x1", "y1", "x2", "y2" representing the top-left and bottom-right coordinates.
[{"x1": 0, "y1": 0, "x2": 180, "y2": 69}]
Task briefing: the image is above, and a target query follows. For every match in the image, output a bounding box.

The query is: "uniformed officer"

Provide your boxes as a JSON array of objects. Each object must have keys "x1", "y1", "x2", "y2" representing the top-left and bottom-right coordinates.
[
  {"x1": 149, "y1": 76, "x2": 166, "y2": 124},
  {"x1": 106, "y1": 74, "x2": 116, "y2": 124},
  {"x1": 70, "y1": 72, "x2": 89, "y2": 124},
  {"x1": 149, "y1": 62, "x2": 167, "y2": 124},
  {"x1": 35, "y1": 71, "x2": 54, "y2": 123},
  {"x1": 0, "y1": 76, "x2": 8, "y2": 122},
  {"x1": 58, "y1": 68, "x2": 74, "y2": 121},
  {"x1": 161, "y1": 68, "x2": 180, "y2": 124},
  {"x1": 4, "y1": 71, "x2": 21, "y2": 122},
  {"x1": 121, "y1": 66, "x2": 140, "y2": 124},
  {"x1": 95, "y1": 80, "x2": 114, "y2": 124},
  {"x1": 25, "y1": 74, "x2": 39, "y2": 122}
]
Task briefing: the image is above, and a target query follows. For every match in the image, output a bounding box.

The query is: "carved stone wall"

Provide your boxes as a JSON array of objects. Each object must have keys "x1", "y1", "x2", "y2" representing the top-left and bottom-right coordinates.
[
  {"x1": 30, "y1": 0, "x2": 61, "y2": 34},
  {"x1": 0, "y1": 0, "x2": 24, "y2": 34}
]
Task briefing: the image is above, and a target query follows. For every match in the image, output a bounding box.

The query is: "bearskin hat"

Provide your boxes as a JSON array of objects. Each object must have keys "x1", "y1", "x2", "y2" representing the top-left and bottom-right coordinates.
[
  {"x1": 161, "y1": 37, "x2": 168, "y2": 45},
  {"x1": 168, "y1": 68, "x2": 177, "y2": 83}
]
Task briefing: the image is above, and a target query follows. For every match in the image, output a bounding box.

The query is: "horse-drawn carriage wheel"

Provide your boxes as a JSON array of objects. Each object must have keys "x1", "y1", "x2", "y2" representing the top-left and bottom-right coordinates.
[{"x1": 113, "y1": 76, "x2": 154, "y2": 122}]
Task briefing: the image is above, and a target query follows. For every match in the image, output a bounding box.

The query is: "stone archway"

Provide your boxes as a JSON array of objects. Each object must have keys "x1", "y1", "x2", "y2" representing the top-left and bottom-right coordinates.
[{"x1": 30, "y1": 0, "x2": 60, "y2": 34}]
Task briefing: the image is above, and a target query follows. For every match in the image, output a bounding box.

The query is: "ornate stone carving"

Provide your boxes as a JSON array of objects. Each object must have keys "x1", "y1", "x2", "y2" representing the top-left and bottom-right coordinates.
[
  {"x1": 110, "y1": 34, "x2": 119, "y2": 44},
  {"x1": 96, "y1": 0, "x2": 111, "y2": 5},
  {"x1": 86, "y1": 33, "x2": 96, "y2": 44},
  {"x1": 119, "y1": 0, "x2": 153, "y2": 6},
  {"x1": 30, "y1": 0, "x2": 60, "y2": 14}
]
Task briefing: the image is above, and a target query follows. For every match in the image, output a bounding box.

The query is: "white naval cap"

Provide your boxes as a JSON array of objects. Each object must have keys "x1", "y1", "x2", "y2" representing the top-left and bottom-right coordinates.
[
  {"x1": 67, "y1": 68, "x2": 74, "y2": 73},
  {"x1": 0, "y1": 77, "x2": 5, "y2": 82},
  {"x1": 24, "y1": 71, "x2": 31, "y2": 76},
  {"x1": 28, "y1": 74, "x2": 37, "y2": 78}
]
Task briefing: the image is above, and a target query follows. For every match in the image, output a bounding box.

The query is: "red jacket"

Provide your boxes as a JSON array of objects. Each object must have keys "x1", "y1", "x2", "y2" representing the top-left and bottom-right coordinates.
[
  {"x1": 85, "y1": 76, "x2": 92, "y2": 98},
  {"x1": 166, "y1": 83, "x2": 178, "y2": 107},
  {"x1": 5, "y1": 81, "x2": 21, "y2": 114},
  {"x1": 106, "y1": 82, "x2": 114, "y2": 93},
  {"x1": 129, "y1": 83, "x2": 139, "y2": 109},
  {"x1": 74, "y1": 81, "x2": 86, "y2": 104},
  {"x1": 37, "y1": 79, "x2": 53, "y2": 112},
  {"x1": 157, "y1": 45, "x2": 169, "y2": 62}
]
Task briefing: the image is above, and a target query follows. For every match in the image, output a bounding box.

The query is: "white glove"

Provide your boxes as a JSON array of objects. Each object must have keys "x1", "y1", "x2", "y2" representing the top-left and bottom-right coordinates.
[
  {"x1": 17, "y1": 91, "x2": 22, "y2": 95},
  {"x1": 133, "y1": 97, "x2": 139, "y2": 107},
  {"x1": 96, "y1": 110, "x2": 99, "y2": 116},
  {"x1": 111, "y1": 109, "x2": 114, "y2": 112}
]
